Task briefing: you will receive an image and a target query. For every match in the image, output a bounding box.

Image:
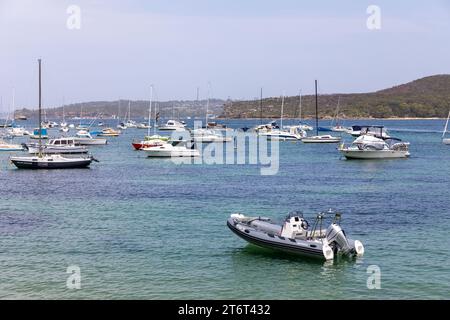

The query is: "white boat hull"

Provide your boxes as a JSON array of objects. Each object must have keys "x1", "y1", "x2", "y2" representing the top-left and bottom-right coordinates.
[
  {"x1": 340, "y1": 149, "x2": 410, "y2": 159},
  {"x1": 145, "y1": 146, "x2": 200, "y2": 157},
  {"x1": 74, "y1": 138, "x2": 107, "y2": 145},
  {"x1": 443, "y1": 138, "x2": 450, "y2": 145},
  {"x1": 302, "y1": 136, "x2": 341, "y2": 143}
]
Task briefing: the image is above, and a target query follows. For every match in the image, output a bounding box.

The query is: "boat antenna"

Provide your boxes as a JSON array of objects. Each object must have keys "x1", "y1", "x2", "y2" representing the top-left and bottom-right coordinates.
[
  {"x1": 148, "y1": 85, "x2": 153, "y2": 137},
  {"x1": 38, "y1": 59, "x2": 43, "y2": 158},
  {"x1": 315, "y1": 80, "x2": 319, "y2": 137}
]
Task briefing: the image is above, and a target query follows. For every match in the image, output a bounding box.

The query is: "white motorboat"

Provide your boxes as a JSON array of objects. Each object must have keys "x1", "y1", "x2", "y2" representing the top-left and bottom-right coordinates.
[
  {"x1": 442, "y1": 110, "x2": 450, "y2": 145},
  {"x1": 339, "y1": 134, "x2": 410, "y2": 159},
  {"x1": 228, "y1": 210, "x2": 364, "y2": 261},
  {"x1": 26, "y1": 137, "x2": 88, "y2": 154},
  {"x1": 302, "y1": 135, "x2": 342, "y2": 143},
  {"x1": 254, "y1": 121, "x2": 279, "y2": 133},
  {"x1": 0, "y1": 139, "x2": 24, "y2": 151},
  {"x1": 144, "y1": 140, "x2": 200, "y2": 157},
  {"x1": 117, "y1": 122, "x2": 127, "y2": 130},
  {"x1": 299, "y1": 124, "x2": 313, "y2": 131},
  {"x1": 68, "y1": 124, "x2": 75, "y2": 129},
  {"x1": 74, "y1": 130, "x2": 107, "y2": 145},
  {"x1": 137, "y1": 122, "x2": 151, "y2": 129},
  {"x1": 259, "y1": 126, "x2": 306, "y2": 141},
  {"x1": 8, "y1": 127, "x2": 31, "y2": 137},
  {"x1": 158, "y1": 120, "x2": 186, "y2": 131},
  {"x1": 60, "y1": 126, "x2": 69, "y2": 133},
  {"x1": 191, "y1": 129, "x2": 232, "y2": 143}
]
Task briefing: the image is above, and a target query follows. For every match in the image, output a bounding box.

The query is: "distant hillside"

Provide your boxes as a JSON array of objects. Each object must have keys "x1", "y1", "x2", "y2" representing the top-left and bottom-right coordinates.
[
  {"x1": 220, "y1": 75, "x2": 450, "y2": 119},
  {"x1": 14, "y1": 99, "x2": 225, "y2": 120}
]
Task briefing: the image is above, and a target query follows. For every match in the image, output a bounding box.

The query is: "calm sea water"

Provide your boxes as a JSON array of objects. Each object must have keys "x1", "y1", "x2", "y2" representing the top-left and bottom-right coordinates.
[{"x1": 0, "y1": 119, "x2": 449, "y2": 299}]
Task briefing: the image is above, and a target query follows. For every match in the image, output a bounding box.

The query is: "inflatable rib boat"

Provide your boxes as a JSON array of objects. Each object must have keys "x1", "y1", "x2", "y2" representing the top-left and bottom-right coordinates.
[{"x1": 227, "y1": 210, "x2": 364, "y2": 261}]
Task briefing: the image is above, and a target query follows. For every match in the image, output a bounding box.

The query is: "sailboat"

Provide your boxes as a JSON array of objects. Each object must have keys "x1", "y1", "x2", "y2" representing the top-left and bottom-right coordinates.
[
  {"x1": 301, "y1": 81, "x2": 341, "y2": 143},
  {"x1": 125, "y1": 101, "x2": 137, "y2": 128},
  {"x1": 132, "y1": 85, "x2": 167, "y2": 150},
  {"x1": 10, "y1": 59, "x2": 95, "y2": 169},
  {"x1": 258, "y1": 93, "x2": 305, "y2": 141},
  {"x1": 192, "y1": 84, "x2": 231, "y2": 143},
  {"x1": 442, "y1": 110, "x2": 450, "y2": 145},
  {"x1": 60, "y1": 97, "x2": 68, "y2": 131},
  {"x1": 331, "y1": 97, "x2": 350, "y2": 132},
  {"x1": 297, "y1": 91, "x2": 313, "y2": 131}
]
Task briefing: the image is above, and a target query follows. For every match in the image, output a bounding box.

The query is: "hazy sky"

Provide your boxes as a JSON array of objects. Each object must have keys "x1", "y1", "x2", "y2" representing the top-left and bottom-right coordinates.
[{"x1": 1, "y1": 0, "x2": 450, "y2": 109}]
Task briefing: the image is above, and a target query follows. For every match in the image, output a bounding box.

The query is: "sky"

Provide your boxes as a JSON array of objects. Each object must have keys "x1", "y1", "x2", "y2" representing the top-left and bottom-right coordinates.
[{"x1": 1, "y1": 0, "x2": 450, "y2": 109}]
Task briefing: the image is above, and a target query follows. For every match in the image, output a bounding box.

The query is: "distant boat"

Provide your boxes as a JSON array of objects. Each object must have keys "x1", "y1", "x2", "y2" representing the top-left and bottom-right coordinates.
[
  {"x1": 339, "y1": 133, "x2": 410, "y2": 159},
  {"x1": 0, "y1": 139, "x2": 24, "y2": 151},
  {"x1": 16, "y1": 115, "x2": 27, "y2": 121},
  {"x1": 74, "y1": 130, "x2": 107, "y2": 145},
  {"x1": 158, "y1": 120, "x2": 186, "y2": 131},
  {"x1": 442, "y1": 110, "x2": 450, "y2": 145},
  {"x1": 301, "y1": 81, "x2": 341, "y2": 144},
  {"x1": 144, "y1": 140, "x2": 200, "y2": 157},
  {"x1": 25, "y1": 138, "x2": 88, "y2": 154},
  {"x1": 98, "y1": 127, "x2": 121, "y2": 137}
]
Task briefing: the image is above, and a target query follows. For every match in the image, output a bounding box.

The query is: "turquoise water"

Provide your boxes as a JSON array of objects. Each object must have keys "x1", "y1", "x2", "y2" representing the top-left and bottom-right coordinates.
[{"x1": 0, "y1": 119, "x2": 449, "y2": 299}]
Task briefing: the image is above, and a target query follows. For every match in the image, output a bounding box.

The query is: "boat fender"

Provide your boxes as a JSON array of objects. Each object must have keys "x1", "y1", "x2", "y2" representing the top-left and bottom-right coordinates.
[{"x1": 322, "y1": 242, "x2": 334, "y2": 260}]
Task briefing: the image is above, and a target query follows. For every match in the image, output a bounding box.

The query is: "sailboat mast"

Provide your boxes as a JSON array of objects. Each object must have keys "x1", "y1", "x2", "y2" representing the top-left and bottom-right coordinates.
[
  {"x1": 205, "y1": 83, "x2": 210, "y2": 128},
  {"x1": 443, "y1": 110, "x2": 450, "y2": 139},
  {"x1": 315, "y1": 80, "x2": 318, "y2": 136},
  {"x1": 280, "y1": 93, "x2": 285, "y2": 129},
  {"x1": 38, "y1": 59, "x2": 42, "y2": 157},
  {"x1": 62, "y1": 96, "x2": 65, "y2": 123},
  {"x1": 298, "y1": 90, "x2": 302, "y2": 121},
  {"x1": 128, "y1": 100, "x2": 131, "y2": 122},
  {"x1": 260, "y1": 88, "x2": 263, "y2": 125},
  {"x1": 148, "y1": 85, "x2": 153, "y2": 137}
]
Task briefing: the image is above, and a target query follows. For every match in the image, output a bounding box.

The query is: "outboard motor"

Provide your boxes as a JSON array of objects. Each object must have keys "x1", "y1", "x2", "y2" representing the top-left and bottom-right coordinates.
[
  {"x1": 326, "y1": 223, "x2": 364, "y2": 256},
  {"x1": 326, "y1": 223, "x2": 351, "y2": 254}
]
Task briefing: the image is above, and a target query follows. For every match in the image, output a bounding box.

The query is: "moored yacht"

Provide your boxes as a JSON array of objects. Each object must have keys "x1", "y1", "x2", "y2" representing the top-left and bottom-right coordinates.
[
  {"x1": 143, "y1": 140, "x2": 200, "y2": 157},
  {"x1": 26, "y1": 138, "x2": 88, "y2": 154},
  {"x1": 301, "y1": 80, "x2": 341, "y2": 144},
  {"x1": 191, "y1": 129, "x2": 232, "y2": 143},
  {"x1": 339, "y1": 134, "x2": 410, "y2": 159},
  {"x1": 74, "y1": 130, "x2": 107, "y2": 145},
  {"x1": 158, "y1": 120, "x2": 186, "y2": 131},
  {"x1": 10, "y1": 59, "x2": 95, "y2": 170},
  {"x1": 259, "y1": 126, "x2": 306, "y2": 141},
  {"x1": 0, "y1": 139, "x2": 24, "y2": 151}
]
